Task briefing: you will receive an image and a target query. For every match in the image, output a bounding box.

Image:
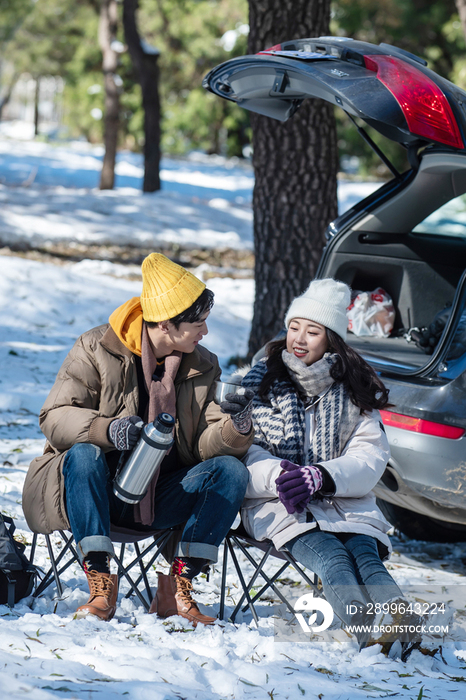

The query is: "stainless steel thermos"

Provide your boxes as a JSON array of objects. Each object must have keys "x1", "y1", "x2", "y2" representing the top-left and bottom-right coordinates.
[{"x1": 113, "y1": 412, "x2": 175, "y2": 504}]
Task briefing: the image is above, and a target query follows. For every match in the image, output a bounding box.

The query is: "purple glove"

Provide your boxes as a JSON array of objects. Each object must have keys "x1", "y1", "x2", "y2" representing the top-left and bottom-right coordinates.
[
  {"x1": 108, "y1": 415, "x2": 144, "y2": 451},
  {"x1": 275, "y1": 460, "x2": 323, "y2": 514}
]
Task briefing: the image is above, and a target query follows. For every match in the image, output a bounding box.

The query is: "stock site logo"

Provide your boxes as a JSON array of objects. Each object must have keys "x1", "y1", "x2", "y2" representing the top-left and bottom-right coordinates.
[{"x1": 294, "y1": 593, "x2": 334, "y2": 633}]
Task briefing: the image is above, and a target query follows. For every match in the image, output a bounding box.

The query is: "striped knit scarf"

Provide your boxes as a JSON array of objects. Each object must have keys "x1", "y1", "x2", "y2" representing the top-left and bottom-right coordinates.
[{"x1": 242, "y1": 352, "x2": 361, "y2": 465}]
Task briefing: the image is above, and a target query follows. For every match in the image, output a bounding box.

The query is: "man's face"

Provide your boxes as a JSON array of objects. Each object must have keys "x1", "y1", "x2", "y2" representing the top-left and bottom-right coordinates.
[{"x1": 164, "y1": 312, "x2": 210, "y2": 354}]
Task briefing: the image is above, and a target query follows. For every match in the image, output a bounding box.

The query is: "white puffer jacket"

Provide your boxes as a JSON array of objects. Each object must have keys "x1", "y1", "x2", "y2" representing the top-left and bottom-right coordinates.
[{"x1": 241, "y1": 407, "x2": 393, "y2": 556}]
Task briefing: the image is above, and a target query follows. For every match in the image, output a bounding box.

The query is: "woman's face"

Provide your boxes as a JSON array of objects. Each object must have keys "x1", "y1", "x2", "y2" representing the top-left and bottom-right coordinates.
[{"x1": 286, "y1": 318, "x2": 329, "y2": 366}]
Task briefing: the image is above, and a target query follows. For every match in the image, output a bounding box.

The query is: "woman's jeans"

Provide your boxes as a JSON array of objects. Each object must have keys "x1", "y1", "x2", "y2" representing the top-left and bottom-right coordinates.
[
  {"x1": 285, "y1": 530, "x2": 403, "y2": 627},
  {"x1": 63, "y1": 443, "x2": 249, "y2": 564}
]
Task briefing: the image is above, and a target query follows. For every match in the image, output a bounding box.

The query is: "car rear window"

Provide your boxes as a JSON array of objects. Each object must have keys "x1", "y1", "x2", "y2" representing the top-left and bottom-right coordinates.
[{"x1": 413, "y1": 193, "x2": 466, "y2": 238}]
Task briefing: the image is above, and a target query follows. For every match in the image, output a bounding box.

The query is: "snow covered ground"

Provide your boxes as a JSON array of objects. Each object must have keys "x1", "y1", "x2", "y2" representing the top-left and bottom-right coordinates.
[
  {"x1": 1, "y1": 130, "x2": 466, "y2": 700},
  {"x1": 0, "y1": 128, "x2": 378, "y2": 251}
]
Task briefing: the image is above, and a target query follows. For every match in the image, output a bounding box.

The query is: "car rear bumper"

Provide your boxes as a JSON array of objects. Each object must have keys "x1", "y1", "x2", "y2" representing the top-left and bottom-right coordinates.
[{"x1": 375, "y1": 425, "x2": 466, "y2": 523}]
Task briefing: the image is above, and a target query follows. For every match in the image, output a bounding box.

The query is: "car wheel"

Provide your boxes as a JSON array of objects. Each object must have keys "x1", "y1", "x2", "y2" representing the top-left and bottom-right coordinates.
[{"x1": 376, "y1": 499, "x2": 466, "y2": 543}]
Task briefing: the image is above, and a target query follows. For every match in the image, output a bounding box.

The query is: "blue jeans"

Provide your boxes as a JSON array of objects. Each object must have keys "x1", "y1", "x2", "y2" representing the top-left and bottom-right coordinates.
[
  {"x1": 285, "y1": 530, "x2": 403, "y2": 626},
  {"x1": 63, "y1": 443, "x2": 249, "y2": 564}
]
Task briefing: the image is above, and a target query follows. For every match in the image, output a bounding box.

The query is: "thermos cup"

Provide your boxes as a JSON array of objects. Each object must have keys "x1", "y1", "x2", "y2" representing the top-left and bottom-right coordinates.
[{"x1": 113, "y1": 412, "x2": 175, "y2": 504}]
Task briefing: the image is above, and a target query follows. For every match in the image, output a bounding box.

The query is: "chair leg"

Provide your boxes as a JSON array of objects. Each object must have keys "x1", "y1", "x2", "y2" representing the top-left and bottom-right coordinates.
[
  {"x1": 231, "y1": 541, "x2": 274, "y2": 619},
  {"x1": 122, "y1": 531, "x2": 172, "y2": 598},
  {"x1": 117, "y1": 531, "x2": 174, "y2": 611},
  {"x1": 114, "y1": 554, "x2": 152, "y2": 612},
  {"x1": 33, "y1": 532, "x2": 81, "y2": 598},
  {"x1": 280, "y1": 551, "x2": 341, "y2": 622},
  {"x1": 59, "y1": 531, "x2": 81, "y2": 569},
  {"x1": 46, "y1": 534, "x2": 63, "y2": 597},
  {"x1": 232, "y1": 537, "x2": 305, "y2": 619},
  {"x1": 134, "y1": 542, "x2": 152, "y2": 602},
  {"x1": 227, "y1": 538, "x2": 259, "y2": 626},
  {"x1": 233, "y1": 541, "x2": 332, "y2": 626},
  {"x1": 245, "y1": 561, "x2": 289, "y2": 608},
  {"x1": 219, "y1": 537, "x2": 229, "y2": 621},
  {"x1": 281, "y1": 551, "x2": 319, "y2": 590},
  {"x1": 29, "y1": 533, "x2": 37, "y2": 565}
]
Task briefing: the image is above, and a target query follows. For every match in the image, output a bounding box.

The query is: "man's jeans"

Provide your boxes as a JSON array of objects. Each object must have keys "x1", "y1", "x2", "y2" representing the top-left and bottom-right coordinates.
[
  {"x1": 286, "y1": 530, "x2": 403, "y2": 627},
  {"x1": 63, "y1": 443, "x2": 248, "y2": 564}
]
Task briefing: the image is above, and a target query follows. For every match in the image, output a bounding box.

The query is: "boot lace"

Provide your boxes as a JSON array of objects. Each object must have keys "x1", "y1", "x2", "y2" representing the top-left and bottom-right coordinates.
[
  {"x1": 175, "y1": 575, "x2": 198, "y2": 610},
  {"x1": 87, "y1": 570, "x2": 114, "y2": 600}
]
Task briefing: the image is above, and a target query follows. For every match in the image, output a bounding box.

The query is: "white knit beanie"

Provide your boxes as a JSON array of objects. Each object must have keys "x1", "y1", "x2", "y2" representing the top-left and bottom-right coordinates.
[{"x1": 284, "y1": 278, "x2": 351, "y2": 340}]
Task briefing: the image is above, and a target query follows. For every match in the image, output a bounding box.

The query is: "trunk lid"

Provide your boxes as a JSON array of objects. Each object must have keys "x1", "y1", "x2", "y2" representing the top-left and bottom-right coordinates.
[{"x1": 203, "y1": 36, "x2": 466, "y2": 150}]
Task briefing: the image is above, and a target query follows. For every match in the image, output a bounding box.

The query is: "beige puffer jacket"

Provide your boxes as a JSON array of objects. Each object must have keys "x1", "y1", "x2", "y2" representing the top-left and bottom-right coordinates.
[{"x1": 22, "y1": 324, "x2": 253, "y2": 534}]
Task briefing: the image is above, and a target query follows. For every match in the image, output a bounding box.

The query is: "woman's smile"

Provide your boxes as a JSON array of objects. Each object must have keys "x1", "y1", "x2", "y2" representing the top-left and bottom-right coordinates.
[{"x1": 292, "y1": 345, "x2": 308, "y2": 359}]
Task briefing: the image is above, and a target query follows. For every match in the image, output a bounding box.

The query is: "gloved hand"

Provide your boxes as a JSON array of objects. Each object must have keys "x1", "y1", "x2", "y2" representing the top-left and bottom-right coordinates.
[
  {"x1": 220, "y1": 389, "x2": 254, "y2": 434},
  {"x1": 275, "y1": 460, "x2": 323, "y2": 514},
  {"x1": 108, "y1": 415, "x2": 144, "y2": 451},
  {"x1": 411, "y1": 305, "x2": 451, "y2": 355}
]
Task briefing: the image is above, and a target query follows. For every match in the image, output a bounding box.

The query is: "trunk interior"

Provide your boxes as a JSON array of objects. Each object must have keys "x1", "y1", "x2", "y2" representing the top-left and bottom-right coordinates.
[
  {"x1": 321, "y1": 155, "x2": 466, "y2": 373},
  {"x1": 323, "y1": 233, "x2": 465, "y2": 371}
]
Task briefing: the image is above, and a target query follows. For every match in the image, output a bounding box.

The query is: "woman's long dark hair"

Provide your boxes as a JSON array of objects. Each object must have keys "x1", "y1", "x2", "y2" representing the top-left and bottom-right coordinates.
[{"x1": 258, "y1": 330, "x2": 392, "y2": 412}]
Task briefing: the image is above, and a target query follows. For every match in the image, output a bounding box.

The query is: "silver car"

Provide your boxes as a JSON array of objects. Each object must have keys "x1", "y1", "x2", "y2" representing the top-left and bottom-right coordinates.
[{"x1": 204, "y1": 36, "x2": 466, "y2": 542}]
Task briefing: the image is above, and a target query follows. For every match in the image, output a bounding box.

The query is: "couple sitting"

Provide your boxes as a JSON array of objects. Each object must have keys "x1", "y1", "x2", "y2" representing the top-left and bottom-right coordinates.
[{"x1": 23, "y1": 253, "x2": 421, "y2": 659}]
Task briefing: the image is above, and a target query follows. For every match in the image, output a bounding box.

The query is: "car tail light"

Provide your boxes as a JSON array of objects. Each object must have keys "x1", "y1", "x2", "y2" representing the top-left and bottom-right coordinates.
[
  {"x1": 258, "y1": 44, "x2": 282, "y2": 55},
  {"x1": 364, "y1": 54, "x2": 464, "y2": 149},
  {"x1": 380, "y1": 410, "x2": 465, "y2": 439}
]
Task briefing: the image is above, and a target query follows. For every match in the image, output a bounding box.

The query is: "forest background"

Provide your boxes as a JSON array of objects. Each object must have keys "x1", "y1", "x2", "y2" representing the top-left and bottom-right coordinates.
[
  {"x1": 2, "y1": 0, "x2": 466, "y2": 177},
  {"x1": 2, "y1": 0, "x2": 466, "y2": 355}
]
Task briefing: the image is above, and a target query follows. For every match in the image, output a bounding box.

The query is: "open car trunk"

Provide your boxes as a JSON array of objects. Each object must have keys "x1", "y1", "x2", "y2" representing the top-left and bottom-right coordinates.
[
  {"x1": 204, "y1": 35, "x2": 466, "y2": 379},
  {"x1": 318, "y1": 149, "x2": 466, "y2": 378}
]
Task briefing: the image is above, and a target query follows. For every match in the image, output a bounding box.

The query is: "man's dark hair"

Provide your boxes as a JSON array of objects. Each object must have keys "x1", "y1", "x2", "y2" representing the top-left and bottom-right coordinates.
[{"x1": 145, "y1": 288, "x2": 214, "y2": 330}]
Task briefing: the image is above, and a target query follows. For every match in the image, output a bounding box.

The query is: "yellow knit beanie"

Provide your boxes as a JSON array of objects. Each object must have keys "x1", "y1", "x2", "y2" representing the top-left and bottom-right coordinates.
[{"x1": 140, "y1": 253, "x2": 206, "y2": 322}]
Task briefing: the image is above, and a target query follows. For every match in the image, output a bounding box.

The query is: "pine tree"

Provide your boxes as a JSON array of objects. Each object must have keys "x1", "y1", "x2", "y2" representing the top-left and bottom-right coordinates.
[{"x1": 247, "y1": 0, "x2": 338, "y2": 356}]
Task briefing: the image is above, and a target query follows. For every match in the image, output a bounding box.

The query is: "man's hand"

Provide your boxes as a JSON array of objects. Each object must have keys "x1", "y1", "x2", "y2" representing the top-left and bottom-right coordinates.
[
  {"x1": 220, "y1": 389, "x2": 254, "y2": 435},
  {"x1": 108, "y1": 416, "x2": 144, "y2": 451},
  {"x1": 275, "y1": 461, "x2": 323, "y2": 514}
]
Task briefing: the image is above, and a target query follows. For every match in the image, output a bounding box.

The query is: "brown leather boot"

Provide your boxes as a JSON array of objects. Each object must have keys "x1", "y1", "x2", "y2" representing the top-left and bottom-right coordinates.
[
  {"x1": 149, "y1": 572, "x2": 216, "y2": 626},
  {"x1": 75, "y1": 571, "x2": 119, "y2": 621}
]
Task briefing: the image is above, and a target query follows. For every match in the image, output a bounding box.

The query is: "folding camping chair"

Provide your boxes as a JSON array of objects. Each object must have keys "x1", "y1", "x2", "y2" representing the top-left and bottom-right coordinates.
[
  {"x1": 219, "y1": 526, "x2": 323, "y2": 625},
  {"x1": 30, "y1": 526, "x2": 176, "y2": 611}
]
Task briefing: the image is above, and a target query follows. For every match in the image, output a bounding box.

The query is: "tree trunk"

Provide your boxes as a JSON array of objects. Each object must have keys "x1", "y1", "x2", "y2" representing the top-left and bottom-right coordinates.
[
  {"x1": 247, "y1": 0, "x2": 338, "y2": 357},
  {"x1": 455, "y1": 0, "x2": 466, "y2": 53},
  {"x1": 99, "y1": 0, "x2": 120, "y2": 190},
  {"x1": 34, "y1": 77, "x2": 40, "y2": 137},
  {"x1": 0, "y1": 72, "x2": 19, "y2": 121},
  {"x1": 123, "y1": 0, "x2": 161, "y2": 192}
]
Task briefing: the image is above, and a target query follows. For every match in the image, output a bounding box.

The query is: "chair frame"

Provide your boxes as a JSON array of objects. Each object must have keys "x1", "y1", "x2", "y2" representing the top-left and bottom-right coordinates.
[
  {"x1": 219, "y1": 529, "x2": 322, "y2": 625},
  {"x1": 30, "y1": 529, "x2": 174, "y2": 611}
]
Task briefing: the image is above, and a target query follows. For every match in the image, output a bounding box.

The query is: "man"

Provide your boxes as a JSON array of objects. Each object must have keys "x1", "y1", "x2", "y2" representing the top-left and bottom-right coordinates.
[{"x1": 23, "y1": 253, "x2": 253, "y2": 624}]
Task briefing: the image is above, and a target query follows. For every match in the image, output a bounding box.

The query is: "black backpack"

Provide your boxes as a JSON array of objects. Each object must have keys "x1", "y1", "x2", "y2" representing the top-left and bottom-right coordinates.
[{"x1": 0, "y1": 513, "x2": 37, "y2": 607}]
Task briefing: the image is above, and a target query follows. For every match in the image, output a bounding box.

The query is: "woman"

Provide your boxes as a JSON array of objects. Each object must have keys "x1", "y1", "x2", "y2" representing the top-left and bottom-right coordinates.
[{"x1": 241, "y1": 278, "x2": 422, "y2": 660}]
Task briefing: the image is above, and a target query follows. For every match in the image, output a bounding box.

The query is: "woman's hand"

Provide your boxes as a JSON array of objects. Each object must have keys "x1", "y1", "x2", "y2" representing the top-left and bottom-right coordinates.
[{"x1": 275, "y1": 460, "x2": 323, "y2": 514}]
